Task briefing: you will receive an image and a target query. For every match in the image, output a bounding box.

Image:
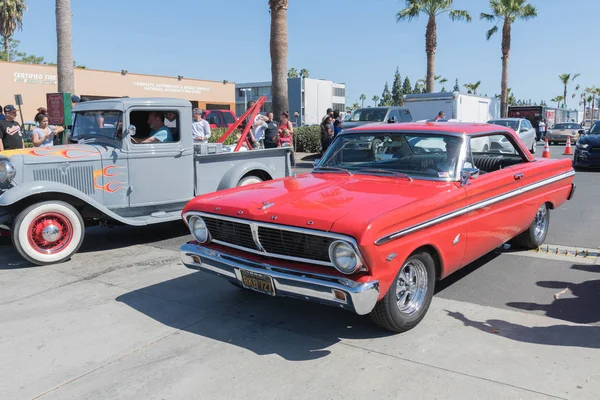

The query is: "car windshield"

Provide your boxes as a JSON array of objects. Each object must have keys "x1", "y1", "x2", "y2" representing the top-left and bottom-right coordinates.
[
  {"x1": 589, "y1": 122, "x2": 600, "y2": 134},
  {"x1": 348, "y1": 108, "x2": 388, "y2": 122},
  {"x1": 488, "y1": 120, "x2": 519, "y2": 130},
  {"x1": 315, "y1": 132, "x2": 464, "y2": 180},
  {"x1": 554, "y1": 123, "x2": 579, "y2": 129},
  {"x1": 72, "y1": 111, "x2": 122, "y2": 140}
]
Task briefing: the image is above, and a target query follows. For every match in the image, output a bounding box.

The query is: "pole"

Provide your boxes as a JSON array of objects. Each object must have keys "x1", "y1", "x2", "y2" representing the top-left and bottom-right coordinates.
[{"x1": 17, "y1": 104, "x2": 24, "y2": 127}]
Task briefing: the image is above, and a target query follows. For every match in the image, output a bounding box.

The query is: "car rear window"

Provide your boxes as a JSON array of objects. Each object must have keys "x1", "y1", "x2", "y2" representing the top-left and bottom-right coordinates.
[{"x1": 222, "y1": 112, "x2": 235, "y2": 124}]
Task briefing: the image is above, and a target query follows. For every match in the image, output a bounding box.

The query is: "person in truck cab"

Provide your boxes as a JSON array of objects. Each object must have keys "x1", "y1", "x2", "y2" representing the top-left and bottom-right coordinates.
[{"x1": 132, "y1": 111, "x2": 173, "y2": 144}]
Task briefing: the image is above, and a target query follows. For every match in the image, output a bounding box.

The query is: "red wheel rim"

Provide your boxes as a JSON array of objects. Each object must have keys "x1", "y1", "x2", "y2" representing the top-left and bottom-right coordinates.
[{"x1": 27, "y1": 212, "x2": 74, "y2": 255}]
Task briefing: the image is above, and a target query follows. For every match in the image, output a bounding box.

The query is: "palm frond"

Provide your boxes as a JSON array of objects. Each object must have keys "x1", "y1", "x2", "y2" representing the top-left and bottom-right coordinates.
[
  {"x1": 449, "y1": 9, "x2": 472, "y2": 22},
  {"x1": 480, "y1": 12, "x2": 496, "y2": 22},
  {"x1": 396, "y1": 2, "x2": 423, "y2": 23},
  {"x1": 485, "y1": 25, "x2": 498, "y2": 40},
  {"x1": 518, "y1": 3, "x2": 538, "y2": 20},
  {"x1": 572, "y1": 73, "x2": 581, "y2": 81}
]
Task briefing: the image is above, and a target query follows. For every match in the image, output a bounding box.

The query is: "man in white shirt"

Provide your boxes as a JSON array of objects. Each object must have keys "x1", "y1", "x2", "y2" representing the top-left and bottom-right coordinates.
[
  {"x1": 192, "y1": 109, "x2": 211, "y2": 142},
  {"x1": 253, "y1": 114, "x2": 267, "y2": 149}
]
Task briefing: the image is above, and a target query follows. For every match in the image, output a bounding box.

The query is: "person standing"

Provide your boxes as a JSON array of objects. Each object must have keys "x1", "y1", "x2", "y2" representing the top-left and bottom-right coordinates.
[
  {"x1": 434, "y1": 111, "x2": 445, "y2": 121},
  {"x1": 0, "y1": 105, "x2": 24, "y2": 151},
  {"x1": 32, "y1": 114, "x2": 64, "y2": 147},
  {"x1": 263, "y1": 112, "x2": 279, "y2": 149},
  {"x1": 192, "y1": 109, "x2": 211, "y2": 143},
  {"x1": 321, "y1": 116, "x2": 334, "y2": 154},
  {"x1": 538, "y1": 119, "x2": 546, "y2": 141}
]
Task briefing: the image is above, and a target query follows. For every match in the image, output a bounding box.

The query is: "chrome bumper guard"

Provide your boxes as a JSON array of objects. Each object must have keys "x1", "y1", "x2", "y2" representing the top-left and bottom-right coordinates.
[{"x1": 180, "y1": 242, "x2": 380, "y2": 315}]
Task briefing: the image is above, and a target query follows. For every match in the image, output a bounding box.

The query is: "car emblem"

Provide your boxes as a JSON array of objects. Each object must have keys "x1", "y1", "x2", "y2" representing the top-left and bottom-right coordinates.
[{"x1": 261, "y1": 201, "x2": 275, "y2": 210}]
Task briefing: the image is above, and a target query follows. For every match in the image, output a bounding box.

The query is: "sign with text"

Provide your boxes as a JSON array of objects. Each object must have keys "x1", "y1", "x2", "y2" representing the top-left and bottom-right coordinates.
[{"x1": 46, "y1": 93, "x2": 72, "y2": 126}]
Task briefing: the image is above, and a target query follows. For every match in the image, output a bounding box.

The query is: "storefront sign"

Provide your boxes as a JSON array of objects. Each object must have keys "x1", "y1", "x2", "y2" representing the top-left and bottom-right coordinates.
[
  {"x1": 132, "y1": 81, "x2": 210, "y2": 94},
  {"x1": 14, "y1": 72, "x2": 57, "y2": 85}
]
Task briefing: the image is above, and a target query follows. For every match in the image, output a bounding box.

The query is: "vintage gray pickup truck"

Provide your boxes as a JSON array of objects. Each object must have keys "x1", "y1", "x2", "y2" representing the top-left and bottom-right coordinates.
[{"x1": 0, "y1": 98, "x2": 292, "y2": 265}]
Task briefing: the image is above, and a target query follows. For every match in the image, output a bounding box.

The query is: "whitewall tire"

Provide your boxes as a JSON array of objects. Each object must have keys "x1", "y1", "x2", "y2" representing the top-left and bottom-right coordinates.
[
  {"x1": 12, "y1": 201, "x2": 84, "y2": 266},
  {"x1": 237, "y1": 176, "x2": 263, "y2": 187}
]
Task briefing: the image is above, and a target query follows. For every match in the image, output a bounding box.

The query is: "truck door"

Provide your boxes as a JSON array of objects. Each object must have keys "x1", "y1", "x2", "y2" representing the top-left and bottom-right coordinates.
[{"x1": 124, "y1": 108, "x2": 194, "y2": 210}]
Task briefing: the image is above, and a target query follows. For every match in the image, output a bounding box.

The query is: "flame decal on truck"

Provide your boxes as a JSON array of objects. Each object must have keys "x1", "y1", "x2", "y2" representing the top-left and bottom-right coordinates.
[
  {"x1": 93, "y1": 165, "x2": 127, "y2": 193},
  {"x1": 1, "y1": 146, "x2": 99, "y2": 159}
]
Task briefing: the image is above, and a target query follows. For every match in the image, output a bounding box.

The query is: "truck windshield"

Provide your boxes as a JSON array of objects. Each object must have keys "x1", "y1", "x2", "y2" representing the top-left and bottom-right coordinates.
[
  {"x1": 72, "y1": 111, "x2": 122, "y2": 140},
  {"x1": 316, "y1": 132, "x2": 464, "y2": 180}
]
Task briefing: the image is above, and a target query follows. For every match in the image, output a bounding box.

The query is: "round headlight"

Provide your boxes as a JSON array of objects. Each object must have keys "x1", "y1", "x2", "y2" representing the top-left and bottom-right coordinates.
[
  {"x1": 329, "y1": 240, "x2": 362, "y2": 274},
  {"x1": 189, "y1": 216, "x2": 210, "y2": 243},
  {"x1": 0, "y1": 160, "x2": 16, "y2": 183}
]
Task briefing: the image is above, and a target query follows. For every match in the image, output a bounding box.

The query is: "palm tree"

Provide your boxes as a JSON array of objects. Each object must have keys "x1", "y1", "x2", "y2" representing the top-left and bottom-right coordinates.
[
  {"x1": 558, "y1": 73, "x2": 580, "y2": 108},
  {"x1": 352, "y1": 102, "x2": 359, "y2": 110},
  {"x1": 299, "y1": 68, "x2": 309, "y2": 78},
  {"x1": 585, "y1": 87, "x2": 595, "y2": 122},
  {"x1": 0, "y1": 0, "x2": 27, "y2": 61},
  {"x1": 580, "y1": 91, "x2": 588, "y2": 119},
  {"x1": 287, "y1": 67, "x2": 298, "y2": 78},
  {"x1": 551, "y1": 95, "x2": 565, "y2": 108},
  {"x1": 360, "y1": 94, "x2": 366, "y2": 107},
  {"x1": 269, "y1": 0, "x2": 289, "y2": 119},
  {"x1": 481, "y1": 0, "x2": 537, "y2": 117},
  {"x1": 463, "y1": 81, "x2": 482, "y2": 95},
  {"x1": 372, "y1": 95, "x2": 380, "y2": 106},
  {"x1": 396, "y1": 0, "x2": 471, "y2": 93},
  {"x1": 56, "y1": 0, "x2": 74, "y2": 94}
]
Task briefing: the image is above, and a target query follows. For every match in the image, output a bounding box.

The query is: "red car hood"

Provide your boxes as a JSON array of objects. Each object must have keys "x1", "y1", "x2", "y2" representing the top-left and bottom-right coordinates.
[{"x1": 184, "y1": 173, "x2": 460, "y2": 233}]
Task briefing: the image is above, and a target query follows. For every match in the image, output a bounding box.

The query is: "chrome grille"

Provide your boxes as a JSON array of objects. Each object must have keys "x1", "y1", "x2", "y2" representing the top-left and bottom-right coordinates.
[
  {"x1": 202, "y1": 217, "x2": 259, "y2": 250},
  {"x1": 190, "y1": 213, "x2": 357, "y2": 267},
  {"x1": 33, "y1": 164, "x2": 95, "y2": 195},
  {"x1": 258, "y1": 226, "x2": 333, "y2": 262}
]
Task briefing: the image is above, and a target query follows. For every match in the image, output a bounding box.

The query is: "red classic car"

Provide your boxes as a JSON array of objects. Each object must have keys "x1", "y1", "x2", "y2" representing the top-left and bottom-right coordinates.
[{"x1": 179, "y1": 122, "x2": 575, "y2": 332}]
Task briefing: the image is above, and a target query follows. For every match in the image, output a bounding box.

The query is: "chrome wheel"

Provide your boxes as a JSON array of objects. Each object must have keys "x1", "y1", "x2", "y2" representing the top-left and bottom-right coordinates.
[
  {"x1": 534, "y1": 204, "x2": 548, "y2": 240},
  {"x1": 396, "y1": 259, "x2": 428, "y2": 316}
]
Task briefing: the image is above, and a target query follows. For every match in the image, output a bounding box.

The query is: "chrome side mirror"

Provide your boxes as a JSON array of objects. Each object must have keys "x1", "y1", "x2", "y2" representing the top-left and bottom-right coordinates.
[
  {"x1": 460, "y1": 167, "x2": 480, "y2": 186},
  {"x1": 127, "y1": 125, "x2": 136, "y2": 137},
  {"x1": 313, "y1": 158, "x2": 321, "y2": 168}
]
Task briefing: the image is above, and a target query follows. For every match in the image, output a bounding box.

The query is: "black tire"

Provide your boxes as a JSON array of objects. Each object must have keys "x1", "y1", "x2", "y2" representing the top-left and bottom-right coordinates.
[
  {"x1": 370, "y1": 251, "x2": 436, "y2": 333},
  {"x1": 237, "y1": 175, "x2": 263, "y2": 187},
  {"x1": 12, "y1": 200, "x2": 84, "y2": 266},
  {"x1": 512, "y1": 203, "x2": 549, "y2": 249}
]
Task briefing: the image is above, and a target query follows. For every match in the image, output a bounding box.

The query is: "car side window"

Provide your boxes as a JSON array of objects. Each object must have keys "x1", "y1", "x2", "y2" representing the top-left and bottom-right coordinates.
[
  {"x1": 206, "y1": 112, "x2": 220, "y2": 125},
  {"x1": 469, "y1": 133, "x2": 527, "y2": 174},
  {"x1": 523, "y1": 120, "x2": 532, "y2": 129},
  {"x1": 388, "y1": 110, "x2": 400, "y2": 123},
  {"x1": 222, "y1": 112, "x2": 235, "y2": 124},
  {"x1": 129, "y1": 110, "x2": 180, "y2": 144}
]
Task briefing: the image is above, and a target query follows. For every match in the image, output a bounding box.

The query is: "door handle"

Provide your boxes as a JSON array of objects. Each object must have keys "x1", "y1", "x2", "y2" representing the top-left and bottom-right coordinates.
[{"x1": 513, "y1": 173, "x2": 524, "y2": 180}]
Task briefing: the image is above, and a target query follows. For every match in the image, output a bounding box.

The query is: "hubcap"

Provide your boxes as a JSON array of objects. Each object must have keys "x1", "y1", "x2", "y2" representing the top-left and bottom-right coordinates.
[
  {"x1": 395, "y1": 259, "x2": 428, "y2": 316},
  {"x1": 534, "y1": 205, "x2": 548, "y2": 239},
  {"x1": 27, "y1": 213, "x2": 73, "y2": 254}
]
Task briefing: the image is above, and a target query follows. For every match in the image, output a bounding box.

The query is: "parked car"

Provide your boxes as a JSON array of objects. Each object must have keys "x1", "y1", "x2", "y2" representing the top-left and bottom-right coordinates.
[
  {"x1": 546, "y1": 122, "x2": 584, "y2": 145},
  {"x1": 487, "y1": 118, "x2": 537, "y2": 154},
  {"x1": 574, "y1": 121, "x2": 600, "y2": 169},
  {"x1": 0, "y1": 98, "x2": 292, "y2": 265},
  {"x1": 179, "y1": 122, "x2": 575, "y2": 333},
  {"x1": 341, "y1": 107, "x2": 412, "y2": 130},
  {"x1": 202, "y1": 109, "x2": 237, "y2": 129},
  {"x1": 21, "y1": 121, "x2": 37, "y2": 142}
]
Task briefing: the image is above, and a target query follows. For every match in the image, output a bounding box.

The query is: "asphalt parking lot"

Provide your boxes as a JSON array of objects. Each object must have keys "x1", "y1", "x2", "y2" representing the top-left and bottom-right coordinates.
[{"x1": 1, "y1": 143, "x2": 599, "y2": 399}]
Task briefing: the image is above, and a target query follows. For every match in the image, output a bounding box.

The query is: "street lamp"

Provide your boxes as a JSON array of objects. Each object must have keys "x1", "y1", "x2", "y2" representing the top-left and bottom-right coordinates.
[{"x1": 240, "y1": 88, "x2": 251, "y2": 109}]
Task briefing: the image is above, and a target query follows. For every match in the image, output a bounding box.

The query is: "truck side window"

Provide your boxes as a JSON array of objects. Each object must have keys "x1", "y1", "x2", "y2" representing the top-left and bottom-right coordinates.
[{"x1": 129, "y1": 110, "x2": 180, "y2": 144}]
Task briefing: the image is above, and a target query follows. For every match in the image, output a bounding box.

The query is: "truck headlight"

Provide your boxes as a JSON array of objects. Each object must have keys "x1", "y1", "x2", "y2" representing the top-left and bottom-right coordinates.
[
  {"x1": 189, "y1": 216, "x2": 210, "y2": 243},
  {"x1": 0, "y1": 161, "x2": 16, "y2": 183},
  {"x1": 329, "y1": 240, "x2": 362, "y2": 274}
]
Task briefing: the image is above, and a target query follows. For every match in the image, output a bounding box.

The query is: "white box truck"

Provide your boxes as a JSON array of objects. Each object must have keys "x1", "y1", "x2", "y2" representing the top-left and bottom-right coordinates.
[{"x1": 404, "y1": 92, "x2": 501, "y2": 123}]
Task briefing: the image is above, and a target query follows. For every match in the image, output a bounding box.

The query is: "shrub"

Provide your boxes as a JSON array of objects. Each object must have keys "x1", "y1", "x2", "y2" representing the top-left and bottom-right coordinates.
[
  {"x1": 208, "y1": 127, "x2": 238, "y2": 146},
  {"x1": 294, "y1": 125, "x2": 321, "y2": 153}
]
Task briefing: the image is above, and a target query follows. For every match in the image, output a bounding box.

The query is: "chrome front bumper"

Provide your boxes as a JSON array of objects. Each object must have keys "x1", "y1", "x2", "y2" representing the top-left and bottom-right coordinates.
[{"x1": 180, "y1": 242, "x2": 380, "y2": 315}]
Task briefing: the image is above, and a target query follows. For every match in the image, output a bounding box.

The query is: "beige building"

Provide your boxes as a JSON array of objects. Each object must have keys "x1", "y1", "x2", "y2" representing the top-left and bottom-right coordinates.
[{"x1": 0, "y1": 61, "x2": 235, "y2": 122}]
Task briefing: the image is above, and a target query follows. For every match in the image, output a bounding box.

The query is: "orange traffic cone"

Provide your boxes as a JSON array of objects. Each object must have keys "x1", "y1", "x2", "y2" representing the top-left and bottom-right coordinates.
[
  {"x1": 563, "y1": 136, "x2": 573, "y2": 155},
  {"x1": 542, "y1": 138, "x2": 551, "y2": 158}
]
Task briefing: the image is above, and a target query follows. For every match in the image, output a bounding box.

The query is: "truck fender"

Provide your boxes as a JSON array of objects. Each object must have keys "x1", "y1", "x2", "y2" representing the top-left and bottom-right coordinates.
[
  {"x1": 216, "y1": 161, "x2": 274, "y2": 191},
  {"x1": 0, "y1": 181, "x2": 145, "y2": 226}
]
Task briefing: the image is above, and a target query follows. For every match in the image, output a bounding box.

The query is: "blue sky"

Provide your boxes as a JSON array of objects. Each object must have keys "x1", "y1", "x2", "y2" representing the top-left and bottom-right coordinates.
[{"x1": 12, "y1": 0, "x2": 599, "y2": 109}]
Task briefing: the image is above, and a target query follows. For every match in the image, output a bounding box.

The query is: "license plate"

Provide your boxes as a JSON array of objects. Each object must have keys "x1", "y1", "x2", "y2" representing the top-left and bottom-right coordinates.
[{"x1": 239, "y1": 269, "x2": 276, "y2": 296}]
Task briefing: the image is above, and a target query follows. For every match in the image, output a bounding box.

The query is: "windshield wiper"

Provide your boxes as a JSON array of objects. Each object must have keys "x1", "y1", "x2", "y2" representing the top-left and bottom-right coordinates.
[
  {"x1": 312, "y1": 166, "x2": 353, "y2": 176},
  {"x1": 356, "y1": 169, "x2": 413, "y2": 181}
]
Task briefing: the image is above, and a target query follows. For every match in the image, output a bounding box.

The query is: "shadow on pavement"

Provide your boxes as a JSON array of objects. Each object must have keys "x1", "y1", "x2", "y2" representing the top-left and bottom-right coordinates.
[
  {"x1": 446, "y1": 310, "x2": 600, "y2": 349},
  {"x1": 116, "y1": 272, "x2": 393, "y2": 361},
  {"x1": 435, "y1": 251, "x2": 501, "y2": 294},
  {"x1": 506, "y1": 264, "x2": 600, "y2": 324}
]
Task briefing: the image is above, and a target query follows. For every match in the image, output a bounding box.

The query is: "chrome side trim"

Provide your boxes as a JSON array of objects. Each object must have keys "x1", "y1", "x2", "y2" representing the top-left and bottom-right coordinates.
[
  {"x1": 375, "y1": 170, "x2": 575, "y2": 246},
  {"x1": 182, "y1": 211, "x2": 365, "y2": 269}
]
